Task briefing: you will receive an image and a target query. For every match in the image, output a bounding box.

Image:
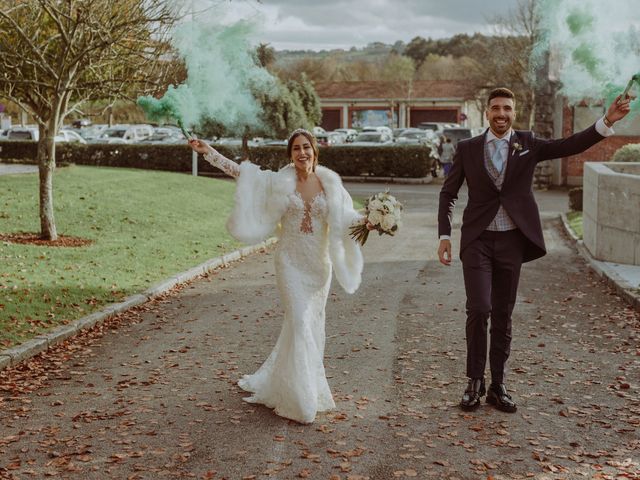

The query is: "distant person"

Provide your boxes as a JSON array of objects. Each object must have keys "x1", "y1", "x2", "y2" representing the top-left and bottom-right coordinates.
[
  {"x1": 437, "y1": 87, "x2": 631, "y2": 414},
  {"x1": 439, "y1": 136, "x2": 455, "y2": 177},
  {"x1": 189, "y1": 129, "x2": 369, "y2": 424}
]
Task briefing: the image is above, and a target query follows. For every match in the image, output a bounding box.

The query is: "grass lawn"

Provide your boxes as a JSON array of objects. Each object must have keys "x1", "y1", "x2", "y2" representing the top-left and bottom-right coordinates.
[
  {"x1": 566, "y1": 210, "x2": 583, "y2": 239},
  {"x1": 0, "y1": 166, "x2": 242, "y2": 348}
]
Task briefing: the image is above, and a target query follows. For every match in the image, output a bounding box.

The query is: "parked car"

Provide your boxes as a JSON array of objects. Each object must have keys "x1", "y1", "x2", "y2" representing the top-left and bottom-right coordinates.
[
  {"x1": 394, "y1": 128, "x2": 430, "y2": 144},
  {"x1": 441, "y1": 127, "x2": 473, "y2": 146},
  {"x1": 73, "y1": 124, "x2": 108, "y2": 141},
  {"x1": 333, "y1": 128, "x2": 358, "y2": 143},
  {"x1": 94, "y1": 124, "x2": 154, "y2": 144},
  {"x1": 392, "y1": 128, "x2": 408, "y2": 139},
  {"x1": 417, "y1": 122, "x2": 457, "y2": 135},
  {"x1": 349, "y1": 132, "x2": 393, "y2": 146},
  {"x1": 71, "y1": 118, "x2": 92, "y2": 128},
  {"x1": 55, "y1": 129, "x2": 87, "y2": 144},
  {"x1": 212, "y1": 137, "x2": 243, "y2": 146},
  {"x1": 5, "y1": 126, "x2": 40, "y2": 141},
  {"x1": 212, "y1": 137, "x2": 264, "y2": 147},
  {"x1": 317, "y1": 131, "x2": 346, "y2": 146},
  {"x1": 140, "y1": 127, "x2": 185, "y2": 144},
  {"x1": 261, "y1": 139, "x2": 287, "y2": 146},
  {"x1": 361, "y1": 126, "x2": 393, "y2": 137},
  {"x1": 312, "y1": 126, "x2": 327, "y2": 136}
]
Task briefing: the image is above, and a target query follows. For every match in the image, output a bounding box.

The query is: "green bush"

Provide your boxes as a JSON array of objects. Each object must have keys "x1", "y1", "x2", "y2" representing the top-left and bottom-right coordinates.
[
  {"x1": 0, "y1": 141, "x2": 433, "y2": 178},
  {"x1": 612, "y1": 143, "x2": 640, "y2": 162},
  {"x1": 0, "y1": 140, "x2": 38, "y2": 161},
  {"x1": 568, "y1": 187, "x2": 583, "y2": 211}
]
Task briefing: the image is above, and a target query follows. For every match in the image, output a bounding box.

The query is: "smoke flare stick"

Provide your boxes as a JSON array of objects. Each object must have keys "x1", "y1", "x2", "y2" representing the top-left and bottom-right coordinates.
[
  {"x1": 178, "y1": 119, "x2": 193, "y2": 140},
  {"x1": 619, "y1": 74, "x2": 639, "y2": 103}
]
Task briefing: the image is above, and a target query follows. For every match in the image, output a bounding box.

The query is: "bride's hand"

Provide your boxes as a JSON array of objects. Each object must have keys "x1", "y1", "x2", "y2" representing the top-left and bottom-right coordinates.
[{"x1": 188, "y1": 138, "x2": 214, "y2": 155}]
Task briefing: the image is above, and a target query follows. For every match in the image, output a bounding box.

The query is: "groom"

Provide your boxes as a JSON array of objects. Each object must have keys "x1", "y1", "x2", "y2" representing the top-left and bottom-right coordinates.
[{"x1": 437, "y1": 87, "x2": 630, "y2": 413}]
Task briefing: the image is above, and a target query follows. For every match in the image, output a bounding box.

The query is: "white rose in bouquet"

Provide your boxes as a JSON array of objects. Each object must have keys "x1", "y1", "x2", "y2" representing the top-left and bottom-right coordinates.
[
  {"x1": 349, "y1": 190, "x2": 404, "y2": 245},
  {"x1": 368, "y1": 210, "x2": 383, "y2": 226},
  {"x1": 369, "y1": 198, "x2": 383, "y2": 210},
  {"x1": 381, "y1": 214, "x2": 396, "y2": 232}
]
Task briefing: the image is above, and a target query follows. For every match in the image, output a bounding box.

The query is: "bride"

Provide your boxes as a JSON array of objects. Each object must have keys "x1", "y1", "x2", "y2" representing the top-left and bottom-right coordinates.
[{"x1": 189, "y1": 129, "x2": 366, "y2": 424}]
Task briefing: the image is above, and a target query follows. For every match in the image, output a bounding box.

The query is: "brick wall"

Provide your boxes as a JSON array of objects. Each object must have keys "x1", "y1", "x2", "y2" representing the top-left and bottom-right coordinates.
[{"x1": 562, "y1": 105, "x2": 640, "y2": 183}]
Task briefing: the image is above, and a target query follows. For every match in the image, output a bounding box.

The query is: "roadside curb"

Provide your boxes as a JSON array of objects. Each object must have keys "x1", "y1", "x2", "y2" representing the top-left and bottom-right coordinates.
[
  {"x1": 559, "y1": 213, "x2": 640, "y2": 312},
  {"x1": 0, "y1": 238, "x2": 278, "y2": 372}
]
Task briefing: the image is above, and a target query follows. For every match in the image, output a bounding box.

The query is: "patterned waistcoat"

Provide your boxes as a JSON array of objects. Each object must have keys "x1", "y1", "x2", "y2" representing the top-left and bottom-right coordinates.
[{"x1": 483, "y1": 140, "x2": 517, "y2": 231}]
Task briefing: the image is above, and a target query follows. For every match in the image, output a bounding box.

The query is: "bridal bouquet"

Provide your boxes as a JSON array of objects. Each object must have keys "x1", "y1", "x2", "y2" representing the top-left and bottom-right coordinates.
[{"x1": 350, "y1": 191, "x2": 403, "y2": 246}]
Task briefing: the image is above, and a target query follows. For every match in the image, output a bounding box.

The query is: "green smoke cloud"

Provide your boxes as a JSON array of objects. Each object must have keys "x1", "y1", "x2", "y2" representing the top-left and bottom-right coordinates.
[
  {"x1": 534, "y1": 0, "x2": 640, "y2": 110},
  {"x1": 138, "y1": 12, "x2": 275, "y2": 132}
]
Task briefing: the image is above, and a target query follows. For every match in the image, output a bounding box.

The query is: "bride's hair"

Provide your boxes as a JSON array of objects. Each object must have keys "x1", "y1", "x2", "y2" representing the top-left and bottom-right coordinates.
[{"x1": 287, "y1": 129, "x2": 319, "y2": 171}]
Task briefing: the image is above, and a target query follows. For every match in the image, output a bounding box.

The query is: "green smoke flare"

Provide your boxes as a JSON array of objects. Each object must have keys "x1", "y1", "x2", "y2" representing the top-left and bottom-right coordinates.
[
  {"x1": 138, "y1": 15, "x2": 276, "y2": 136},
  {"x1": 533, "y1": 0, "x2": 640, "y2": 113}
]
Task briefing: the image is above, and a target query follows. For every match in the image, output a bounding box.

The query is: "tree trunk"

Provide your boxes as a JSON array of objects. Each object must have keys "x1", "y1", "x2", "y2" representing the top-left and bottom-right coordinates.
[{"x1": 37, "y1": 123, "x2": 57, "y2": 241}]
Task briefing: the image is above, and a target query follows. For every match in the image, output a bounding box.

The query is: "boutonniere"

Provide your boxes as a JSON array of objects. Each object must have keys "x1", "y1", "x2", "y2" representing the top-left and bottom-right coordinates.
[{"x1": 511, "y1": 142, "x2": 523, "y2": 156}]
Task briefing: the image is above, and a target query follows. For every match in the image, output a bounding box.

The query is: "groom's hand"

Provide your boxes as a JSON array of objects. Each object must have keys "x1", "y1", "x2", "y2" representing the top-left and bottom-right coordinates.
[
  {"x1": 438, "y1": 239, "x2": 452, "y2": 266},
  {"x1": 607, "y1": 94, "x2": 632, "y2": 124}
]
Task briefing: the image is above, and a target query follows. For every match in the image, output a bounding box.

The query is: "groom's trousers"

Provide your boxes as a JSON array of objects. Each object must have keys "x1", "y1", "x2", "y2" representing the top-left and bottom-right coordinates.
[{"x1": 461, "y1": 229, "x2": 526, "y2": 383}]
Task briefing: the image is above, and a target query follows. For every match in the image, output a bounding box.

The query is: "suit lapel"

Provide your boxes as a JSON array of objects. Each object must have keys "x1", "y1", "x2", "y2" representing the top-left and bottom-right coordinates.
[{"x1": 503, "y1": 131, "x2": 522, "y2": 185}]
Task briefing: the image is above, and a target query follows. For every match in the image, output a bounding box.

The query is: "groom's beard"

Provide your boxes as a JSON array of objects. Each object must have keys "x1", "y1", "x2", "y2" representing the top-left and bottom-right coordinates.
[{"x1": 489, "y1": 117, "x2": 512, "y2": 136}]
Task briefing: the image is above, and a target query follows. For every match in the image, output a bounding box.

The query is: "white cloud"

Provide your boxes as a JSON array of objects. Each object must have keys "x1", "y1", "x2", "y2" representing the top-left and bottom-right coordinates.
[{"x1": 210, "y1": 0, "x2": 521, "y2": 50}]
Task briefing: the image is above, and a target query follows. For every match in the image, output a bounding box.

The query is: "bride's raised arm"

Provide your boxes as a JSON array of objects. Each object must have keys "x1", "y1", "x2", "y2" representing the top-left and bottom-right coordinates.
[{"x1": 189, "y1": 139, "x2": 240, "y2": 178}]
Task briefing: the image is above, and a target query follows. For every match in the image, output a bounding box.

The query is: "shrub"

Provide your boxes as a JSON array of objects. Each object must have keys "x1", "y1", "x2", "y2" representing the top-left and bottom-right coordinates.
[
  {"x1": 612, "y1": 143, "x2": 640, "y2": 162},
  {"x1": 568, "y1": 187, "x2": 583, "y2": 211},
  {"x1": 0, "y1": 140, "x2": 37, "y2": 161},
  {"x1": 0, "y1": 141, "x2": 433, "y2": 178}
]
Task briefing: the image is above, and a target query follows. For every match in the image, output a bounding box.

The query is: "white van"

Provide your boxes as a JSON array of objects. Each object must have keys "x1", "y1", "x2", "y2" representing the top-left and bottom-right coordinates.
[{"x1": 5, "y1": 126, "x2": 40, "y2": 141}]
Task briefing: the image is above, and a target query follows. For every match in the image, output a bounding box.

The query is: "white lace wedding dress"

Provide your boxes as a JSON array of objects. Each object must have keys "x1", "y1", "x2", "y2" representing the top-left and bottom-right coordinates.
[{"x1": 205, "y1": 151, "x2": 343, "y2": 424}]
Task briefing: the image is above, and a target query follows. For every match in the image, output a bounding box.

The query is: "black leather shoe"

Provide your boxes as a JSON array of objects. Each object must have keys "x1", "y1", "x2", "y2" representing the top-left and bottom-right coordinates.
[
  {"x1": 487, "y1": 383, "x2": 517, "y2": 413},
  {"x1": 460, "y1": 378, "x2": 486, "y2": 411}
]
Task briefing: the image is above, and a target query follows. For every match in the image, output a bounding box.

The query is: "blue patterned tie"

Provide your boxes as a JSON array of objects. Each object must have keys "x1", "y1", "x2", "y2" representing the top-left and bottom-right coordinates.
[{"x1": 491, "y1": 138, "x2": 508, "y2": 173}]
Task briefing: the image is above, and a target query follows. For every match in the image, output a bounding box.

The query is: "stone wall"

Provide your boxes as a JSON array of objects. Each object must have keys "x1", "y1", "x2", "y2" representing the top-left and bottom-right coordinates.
[{"x1": 583, "y1": 162, "x2": 640, "y2": 265}]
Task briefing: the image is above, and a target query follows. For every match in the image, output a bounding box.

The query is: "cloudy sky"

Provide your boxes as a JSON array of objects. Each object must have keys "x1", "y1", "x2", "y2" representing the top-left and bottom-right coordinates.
[{"x1": 213, "y1": 0, "x2": 523, "y2": 51}]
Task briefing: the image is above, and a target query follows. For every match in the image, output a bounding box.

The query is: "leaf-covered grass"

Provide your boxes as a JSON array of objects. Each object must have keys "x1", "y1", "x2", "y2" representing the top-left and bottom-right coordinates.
[
  {"x1": 566, "y1": 211, "x2": 583, "y2": 240},
  {"x1": 0, "y1": 166, "x2": 241, "y2": 348}
]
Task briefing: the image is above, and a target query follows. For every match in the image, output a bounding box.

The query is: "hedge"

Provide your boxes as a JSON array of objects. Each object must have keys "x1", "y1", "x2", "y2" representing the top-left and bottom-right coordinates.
[{"x1": 0, "y1": 141, "x2": 433, "y2": 178}]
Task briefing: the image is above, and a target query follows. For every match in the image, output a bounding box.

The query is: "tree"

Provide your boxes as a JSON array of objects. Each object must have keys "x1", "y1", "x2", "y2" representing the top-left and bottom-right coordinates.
[
  {"x1": 404, "y1": 36, "x2": 430, "y2": 69},
  {"x1": 472, "y1": 0, "x2": 540, "y2": 129},
  {"x1": 0, "y1": 0, "x2": 179, "y2": 240},
  {"x1": 379, "y1": 54, "x2": 415, "y2": 82},
  {"x1": 287, "y1": 73, "x2": 321, "y2": 127},
  {"x1": 256, "y1": 42, "x2": 276, "y2": 69},
  {"x1": 200, "y1": 60, "x2": 322, "y2": 158}
]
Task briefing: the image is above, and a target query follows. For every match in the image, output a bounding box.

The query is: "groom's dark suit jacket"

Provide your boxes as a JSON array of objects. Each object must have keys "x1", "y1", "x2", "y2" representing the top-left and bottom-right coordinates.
[{"x1": 438, "y1": 124, "x2": 605, "y2": 263}]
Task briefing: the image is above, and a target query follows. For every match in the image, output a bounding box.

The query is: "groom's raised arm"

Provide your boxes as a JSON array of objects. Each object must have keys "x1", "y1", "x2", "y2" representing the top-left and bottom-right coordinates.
[{"x1": 536, "y1": 95, "x2": 631, "y2": 162}]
